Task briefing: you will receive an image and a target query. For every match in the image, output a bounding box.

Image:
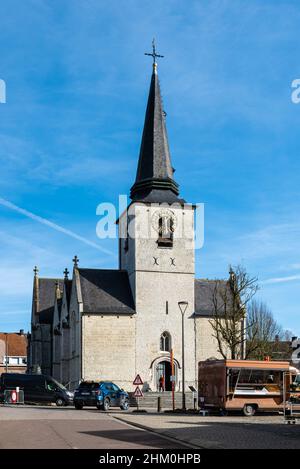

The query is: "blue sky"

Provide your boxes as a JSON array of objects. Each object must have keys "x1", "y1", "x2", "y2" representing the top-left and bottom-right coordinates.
[{"x1": 0, "y1": 0, "x2": 299, "y2": 334}]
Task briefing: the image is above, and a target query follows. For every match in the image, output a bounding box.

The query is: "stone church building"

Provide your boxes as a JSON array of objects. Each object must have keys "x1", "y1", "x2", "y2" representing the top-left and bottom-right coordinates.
[{"x1": 29, "y1": 59, "x2": 225, "y2": 392}]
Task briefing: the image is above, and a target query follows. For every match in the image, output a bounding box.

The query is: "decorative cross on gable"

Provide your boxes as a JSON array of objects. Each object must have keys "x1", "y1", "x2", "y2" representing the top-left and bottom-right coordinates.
[{"x1": 64, "y1": 268, "x2": 69, "y2": 279}]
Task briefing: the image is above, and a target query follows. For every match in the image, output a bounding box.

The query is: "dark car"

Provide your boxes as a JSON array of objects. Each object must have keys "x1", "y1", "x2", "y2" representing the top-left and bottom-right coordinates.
[
  {"x1": 74, "y1": 381, "x2": 129, "y2": 411},
  {"x1": 0, "y1": 373, "x2": 73, "y2": 406}
]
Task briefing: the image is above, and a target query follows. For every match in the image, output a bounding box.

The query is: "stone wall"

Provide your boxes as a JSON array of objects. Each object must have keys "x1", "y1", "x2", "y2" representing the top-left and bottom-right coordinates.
[
  {"x1": 120, "y1": 202, "x2": 197, "y2": 391},
  {"x1": 134, "y1": 271, "x2": 196, "y2": 391},
  {"x1": 82, "y1": 314, "x2": 136, "y2": 391},
  {"x1": 68, "y1": 276, "x2": 81, "y2": 390},
  {"x1": 60, "y1": 288, "x2": 72, "y2": 387},
  {"x1": 195, "y1": 317, "x2": 225, "y2": 363},
  {"x1": 52, "y1": 331, "x2": 62, "y2": 383}
]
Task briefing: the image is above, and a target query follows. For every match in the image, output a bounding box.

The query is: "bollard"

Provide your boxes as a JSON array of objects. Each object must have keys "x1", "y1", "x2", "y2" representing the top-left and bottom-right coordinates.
[{"x1": 157, "y1": 396, "x2": 161, "y2": 413}]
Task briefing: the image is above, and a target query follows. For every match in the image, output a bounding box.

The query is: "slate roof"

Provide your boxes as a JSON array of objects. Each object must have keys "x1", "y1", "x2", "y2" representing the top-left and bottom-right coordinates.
[
  {"x1": 194, "y1": 279, "x2": 229, "y2": 317},
  {"x1": 78, "y1": 269, "x2": 136, "y2": 315},
  {"x1": 38, "y1": 278, "x2": 64, "y2": 324},
  {"x1": 130, "y1": 66, "x2": 184, "y2": 204},
  {"x1": 0, "y1": 332, "x2": 28, "y2": 357}
]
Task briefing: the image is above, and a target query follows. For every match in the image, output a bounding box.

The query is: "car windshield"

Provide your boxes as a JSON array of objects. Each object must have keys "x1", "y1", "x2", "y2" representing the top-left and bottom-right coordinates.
[
  {"x1": 79, "y1": 382, "x2": 99, "y2": 390},
  {"x1": 294, "y1": 375, "x2": 300, "y2": 385},
  {"x1": 50, "y1": 378, "x2": 67, "y2": 391}
]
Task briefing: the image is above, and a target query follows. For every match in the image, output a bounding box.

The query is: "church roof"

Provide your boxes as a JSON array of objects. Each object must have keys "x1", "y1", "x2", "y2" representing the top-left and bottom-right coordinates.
[
  {"x1": 38, "y1": 278, "x2": 64, "y2": 324},
  {"x1": 77, "y1": 268, "x2": 136, "y2": 315},
  {"x1": 194, "y1": 279, "x2": 229, "y2": 317},
  {"x1": 130, "y1": 63, "x2": 184, "y2": 204}
]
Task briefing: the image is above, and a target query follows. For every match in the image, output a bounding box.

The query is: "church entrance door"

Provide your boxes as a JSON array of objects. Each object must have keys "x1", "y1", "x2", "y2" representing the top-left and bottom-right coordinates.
[{"x1": 156, "y1": 361, "x2": 172, "y2": 391}]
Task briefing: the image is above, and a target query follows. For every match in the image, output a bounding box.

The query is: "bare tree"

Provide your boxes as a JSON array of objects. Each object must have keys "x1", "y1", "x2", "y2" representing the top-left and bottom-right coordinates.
[
  {"x1": 209, "y1": 265, "x2": 259, "y2": 359},
  {"x1": 281, "y1": 329, "x2": 295, "y2": 342},
  {"x1": 247, "y1": 301, "x2": 294, "y2": 359}
]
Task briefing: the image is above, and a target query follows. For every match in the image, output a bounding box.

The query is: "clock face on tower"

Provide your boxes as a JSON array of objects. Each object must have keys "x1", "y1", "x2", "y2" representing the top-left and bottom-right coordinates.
[{"x1": 151, "y1": 209, "x2": 177, "y2": 234}]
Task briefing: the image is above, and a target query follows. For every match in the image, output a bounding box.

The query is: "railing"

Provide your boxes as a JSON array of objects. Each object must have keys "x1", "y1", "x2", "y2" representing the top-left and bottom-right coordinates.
[
  {"x1": 283, "y1": 372, "x2": 300, "y2": 424},
  {"x1": 3, "y1": 389, "x2": 25, "y2": 405}
]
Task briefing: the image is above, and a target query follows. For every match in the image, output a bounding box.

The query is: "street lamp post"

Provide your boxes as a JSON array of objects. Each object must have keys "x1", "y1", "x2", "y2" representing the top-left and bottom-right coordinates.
[{"x1": 178, "y1": 301, "x2": 188, "y2": 412}]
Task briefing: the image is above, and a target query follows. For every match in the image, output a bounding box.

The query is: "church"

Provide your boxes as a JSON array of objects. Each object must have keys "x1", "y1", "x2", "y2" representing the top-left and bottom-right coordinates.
[{"x1": 29, "y1": 51, "x2": 225, "y2": 392}]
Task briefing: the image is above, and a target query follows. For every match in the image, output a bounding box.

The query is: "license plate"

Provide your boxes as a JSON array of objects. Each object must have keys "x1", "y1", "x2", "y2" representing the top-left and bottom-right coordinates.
[{"x1": 81, "y1": 392, "x2": 90, "y2": 395}]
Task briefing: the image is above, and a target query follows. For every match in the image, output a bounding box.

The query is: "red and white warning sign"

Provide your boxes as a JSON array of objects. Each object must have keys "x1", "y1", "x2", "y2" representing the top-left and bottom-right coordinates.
[
  {"x1": 133, "y1": 386, "x2": 144, "y2": 398},
  {"x1": 133, "y1": 374, "x2": 143, "y2": 386},
  {"x1": 11, "y1": 390, "x2": 17, "y2": 404}
]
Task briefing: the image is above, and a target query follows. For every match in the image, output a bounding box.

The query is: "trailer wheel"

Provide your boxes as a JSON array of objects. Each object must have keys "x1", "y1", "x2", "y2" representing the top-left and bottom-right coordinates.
[{"x1": 243, "y1": 404, "x2": 256, "y2": 416}]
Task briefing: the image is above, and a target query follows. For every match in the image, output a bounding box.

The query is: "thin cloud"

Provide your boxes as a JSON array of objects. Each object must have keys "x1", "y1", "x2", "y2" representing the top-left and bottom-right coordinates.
[
  {"x1": 237, "y1": 223, "x2": 300, "y2": 260},
  {"x1": 262, "y1": 275, "x2": 300, "y2": 285},
  {"x1": 0, "y1": 197, "x2": 116, "y2": 258}
]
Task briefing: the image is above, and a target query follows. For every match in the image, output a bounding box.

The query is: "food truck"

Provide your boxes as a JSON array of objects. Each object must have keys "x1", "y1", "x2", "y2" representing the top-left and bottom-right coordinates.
[{"x1": 198, "y1": 359, "x2": 300, "y2": 416}]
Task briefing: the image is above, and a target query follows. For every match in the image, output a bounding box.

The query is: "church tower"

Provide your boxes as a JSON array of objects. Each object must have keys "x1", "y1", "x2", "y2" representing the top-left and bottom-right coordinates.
[{"x1": 118, "y1": 43, "x2": 196, "y2": 391}]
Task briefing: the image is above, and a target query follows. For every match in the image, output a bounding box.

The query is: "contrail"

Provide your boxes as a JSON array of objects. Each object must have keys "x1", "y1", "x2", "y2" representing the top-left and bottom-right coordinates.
[
  {"x1": 261, "y1": 275, "x2": 300, "y2": 285},
  {"x1": 0, "y1": 197, "x2": 116, "y2": 257}
]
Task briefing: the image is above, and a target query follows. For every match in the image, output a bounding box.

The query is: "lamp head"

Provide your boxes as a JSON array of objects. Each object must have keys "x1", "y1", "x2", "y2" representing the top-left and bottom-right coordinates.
[{"x1": 178, "y1": 301, "x2": 188, "y2": 315}]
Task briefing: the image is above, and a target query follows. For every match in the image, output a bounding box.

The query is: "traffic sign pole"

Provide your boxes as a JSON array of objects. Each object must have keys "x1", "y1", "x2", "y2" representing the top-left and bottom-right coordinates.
[
  {"x1": 171, "y1": 349, "x2": 175, "y2": 411},
  {"x1": 133, "y1": 375, "x2": 144, "y2": 411}
]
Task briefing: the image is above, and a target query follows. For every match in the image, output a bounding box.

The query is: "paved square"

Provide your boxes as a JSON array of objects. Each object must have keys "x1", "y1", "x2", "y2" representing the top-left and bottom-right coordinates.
[
  {"x1": 115, "y1": 411, "x2": 300, "y2": 449},
  {"x1": 1, "y1": 405, "x2": 299, "y2": 449},
  {"x1": 0, "y1": 405, "x2": 185, "y2": 449}
]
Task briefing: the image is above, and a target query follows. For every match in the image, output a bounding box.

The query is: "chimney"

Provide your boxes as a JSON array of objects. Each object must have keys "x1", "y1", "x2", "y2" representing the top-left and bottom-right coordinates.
[{"x1": 19, "y1": 329, "x2": 24, "y2": 335}]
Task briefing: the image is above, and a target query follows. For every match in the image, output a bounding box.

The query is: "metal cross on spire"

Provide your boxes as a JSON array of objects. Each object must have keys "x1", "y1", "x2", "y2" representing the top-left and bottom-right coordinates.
[
  {"x1": 145, "y1": 39, "x2": 164, "y2": 71},
  {"x1": 72, "y1": 255, "x2": 79, "y2": 268},
  {"x1": 63, "y1": 268, "x2": 69, "y2": 280}
]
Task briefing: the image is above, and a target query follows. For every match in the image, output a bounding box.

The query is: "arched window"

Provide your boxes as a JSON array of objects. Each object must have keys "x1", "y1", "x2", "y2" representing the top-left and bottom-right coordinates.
[
  {"x1": 160, "y1": 331, "x2": 171, "y2": 352},
  {"x1": 157, "y1": 216, "x2": 173, "y2": 247}
]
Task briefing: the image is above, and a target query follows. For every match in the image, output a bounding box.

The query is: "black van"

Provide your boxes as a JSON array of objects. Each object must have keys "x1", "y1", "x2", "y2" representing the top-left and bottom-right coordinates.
[{"x1": 0, "y1": 373, "x2": 73, "y2": 406}]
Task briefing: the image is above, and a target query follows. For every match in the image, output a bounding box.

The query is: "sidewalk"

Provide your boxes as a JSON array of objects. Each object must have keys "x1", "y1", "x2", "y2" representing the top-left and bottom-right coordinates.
[{"x1": 112, "y1": 411, "x2": 300, "y2": 449}]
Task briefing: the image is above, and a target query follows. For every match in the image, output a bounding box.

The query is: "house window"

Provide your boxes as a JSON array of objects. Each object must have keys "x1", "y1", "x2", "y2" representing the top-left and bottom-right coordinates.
[
  {"x1": 9, "y1": 357, "x2": 19, "y2": 365},
  {"x1": 160, "y1": 331, "x2": 171, "y2": 352},
  {"x1": 3, "y1": 356, "x2": 27, "y2": 365}
]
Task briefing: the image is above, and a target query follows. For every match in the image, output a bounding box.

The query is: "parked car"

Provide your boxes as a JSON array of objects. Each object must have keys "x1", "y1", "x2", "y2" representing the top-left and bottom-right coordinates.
[
  {"x1": 74, "y1": 381, "x2": 129, "y2": 411},
  {"x1": 0, "y1": 373, "x2": 73, "y2": 406}
]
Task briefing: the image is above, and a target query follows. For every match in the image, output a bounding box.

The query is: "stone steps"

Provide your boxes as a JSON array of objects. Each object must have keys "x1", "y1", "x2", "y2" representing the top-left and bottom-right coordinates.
[{"x1": 129, "y1": 391, "x2": 196, "y2": 409}]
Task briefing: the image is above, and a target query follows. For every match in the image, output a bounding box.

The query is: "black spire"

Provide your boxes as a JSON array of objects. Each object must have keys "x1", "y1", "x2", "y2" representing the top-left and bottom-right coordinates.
[{"x1": 130, "y1": 48, "x2": 183, "y2": 204}]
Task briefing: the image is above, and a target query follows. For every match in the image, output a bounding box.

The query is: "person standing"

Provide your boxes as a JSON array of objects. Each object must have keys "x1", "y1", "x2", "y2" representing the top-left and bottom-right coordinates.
[{"x1": 159, "y1": 375, "x2": 165, "y2": 392}]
